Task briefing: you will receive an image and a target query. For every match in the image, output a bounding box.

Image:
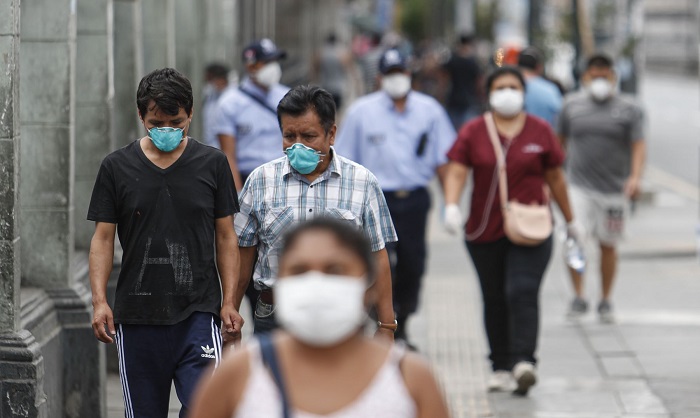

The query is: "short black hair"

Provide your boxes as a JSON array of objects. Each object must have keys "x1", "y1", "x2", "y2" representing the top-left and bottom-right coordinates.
[
  {"x1": 518, "y1": 46, "x2": 542, "y2": 70},
  {"x1": 458, "y1": 33, "x2": 474, "y2": 45},
  {"x1": 136, "y1": 68, "x2": 193, "y2": 118},
  {"x1": 277, "y1": 85, "x2": 336, "y2": 134},
  {"x1": 205, "y1": 63, "x2": 229, "y2": 80},
  {"x1": 586, "y1": 53, "x2": 614, "y2": 70},
  {"x1": 485, "y1": 66, "x2": 526, "y2": 93},
  {"x1": 280, "y1": 217, "x2": 376, "y2": 283}
]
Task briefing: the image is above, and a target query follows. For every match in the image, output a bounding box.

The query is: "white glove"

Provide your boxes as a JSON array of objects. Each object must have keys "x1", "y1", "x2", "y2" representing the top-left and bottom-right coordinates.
[
  {"x1": 444, "y1": 204, "x2": 463, "y2": 235},
  {"x1": 566, "y1": 221, "x2": 584, "y2": 242}
]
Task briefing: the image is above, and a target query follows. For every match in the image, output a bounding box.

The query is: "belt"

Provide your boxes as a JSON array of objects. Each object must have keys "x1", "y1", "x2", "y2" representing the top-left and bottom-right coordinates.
[
  {"x1": 259, "y1": 288, "x2": 274, "y2": 305},
  {"x1": 384, "y1": 187, "x2": 426, "y2": 199}
]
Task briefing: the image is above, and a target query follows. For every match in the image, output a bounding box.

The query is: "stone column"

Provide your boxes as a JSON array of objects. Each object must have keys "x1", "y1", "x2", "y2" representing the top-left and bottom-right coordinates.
[
  {"x1": 74, "y1": 0, "x2": 115, "y2": 251},
  {"x1": 0, "y1": 0, "x2": 48, "y2": 416},
  {"x1": 141, "y1": 0, "x2": 173, "y2": 72},
  {"x1": 113, "y1": 0, "x2": 142, "y2": 148},
  {"x1": 175, "y1": 0, "x2": 204, "y2": 139},
  {"x1": 19, "y1": 0, "x2": 77, "y2": 290},
  {"x1": 19, "y1": 0, "x2": 104, "y2": 416}
]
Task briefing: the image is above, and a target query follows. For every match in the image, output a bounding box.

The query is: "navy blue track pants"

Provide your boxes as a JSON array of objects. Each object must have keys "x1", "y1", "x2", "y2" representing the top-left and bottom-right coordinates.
[{"x1": 114, "y1": 312, "x2": 222, "y2": 418}]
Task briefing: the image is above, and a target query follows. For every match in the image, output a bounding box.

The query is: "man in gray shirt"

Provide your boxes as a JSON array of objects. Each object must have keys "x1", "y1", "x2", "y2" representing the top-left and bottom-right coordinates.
[{"x1": 558, "y1": 54, "x2": 646, "y2": 323}]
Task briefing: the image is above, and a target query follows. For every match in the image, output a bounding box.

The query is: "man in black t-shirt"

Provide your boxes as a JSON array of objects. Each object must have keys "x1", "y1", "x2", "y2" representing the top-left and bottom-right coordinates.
[
  {"x1": 441, "y1": 34, "x2": 483, "y2": 130},
  {"x1": 87, "y1": 68, "x2": 242, "y2": 417}
]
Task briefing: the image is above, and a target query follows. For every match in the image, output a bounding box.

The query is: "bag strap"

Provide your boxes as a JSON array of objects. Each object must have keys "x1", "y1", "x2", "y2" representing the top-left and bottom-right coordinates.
[
  {"x1": 238, "y1": 86, "x2": 278, "y2": 115},
  {"x1": 258, "y1": 334, "x2": 291, "y2": 418},
  {"x1": 484, "y1": 112, "x2": 509, "y2": 211}
]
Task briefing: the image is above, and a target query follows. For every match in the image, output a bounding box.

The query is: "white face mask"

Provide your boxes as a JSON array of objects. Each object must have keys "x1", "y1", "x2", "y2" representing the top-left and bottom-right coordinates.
[
  {"x1": 274, "y1": 272, "x2": 367, "y2": 347},
  {"x1": 381, "y1": 73, "x2": 412, "y2": 99},
  {"x1": 489, "y1": 88, "x2": 524, "y2": 118},
  {"x1": 254, "y1": 61, "x2": 282, "y2": 88},
  {"x1": 588, "y1": 78, "x2": 614, "y2": 101}
]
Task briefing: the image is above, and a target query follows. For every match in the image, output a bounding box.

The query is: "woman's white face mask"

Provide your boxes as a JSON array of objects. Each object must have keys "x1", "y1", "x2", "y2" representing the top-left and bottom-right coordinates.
[
  {"x1": 381, "y1": 73, "x2": 412, "y2": 99},
  {"x1": 274, "y1": 272, "x2": 367, "y2": 347},
  {"x1": 489, "y1": 88, "x2": 524, "y2": 118},
  {"x1": 254, "y1": 61, "x2": 282, "y2": 88}
]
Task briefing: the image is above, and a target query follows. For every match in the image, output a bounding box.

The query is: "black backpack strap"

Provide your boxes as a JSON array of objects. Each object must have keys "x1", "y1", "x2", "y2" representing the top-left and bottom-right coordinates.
[
  {"x1": 258, "y1": 334, "x2": 291, "y2": 418},
  {"x1": 238, "y1": 86, "x2": 278, "y2": 115}
]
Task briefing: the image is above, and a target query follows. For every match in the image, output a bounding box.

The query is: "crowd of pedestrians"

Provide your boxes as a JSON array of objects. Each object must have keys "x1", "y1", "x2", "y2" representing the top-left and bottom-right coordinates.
[{"x1": 88, "y1": 32, "x2": 645, "y2": 417}]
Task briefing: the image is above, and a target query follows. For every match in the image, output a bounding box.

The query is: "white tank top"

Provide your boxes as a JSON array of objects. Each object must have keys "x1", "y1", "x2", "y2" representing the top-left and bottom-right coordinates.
[{"x1": 234, "y1": 341, "x2": 417, "y2": 418}]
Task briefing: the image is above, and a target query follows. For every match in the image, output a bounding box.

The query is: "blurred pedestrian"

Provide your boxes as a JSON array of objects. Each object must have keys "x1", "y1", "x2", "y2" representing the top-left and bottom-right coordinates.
[
  {"x1": 190, "y1": 218, "x2": 451, "y2": 418},
  {"x1": 212, "y1": 38, "x2": 290, "y2": 191},
  {"x1": 87, "y1": 68, "x2": 243, "y2": 417},
  {"x1": 233, "y1": 85, "x2": 398, "y2": 341},
  {"x1": 558, "y1": 54, "x2": 646, "y2": 323},
  {"x1": 442, "y1": 66, "x2": 577, "y2": 395},
  {"x1": 335, "y1": 48, "x2": 456, "y2": 349},
  {"x1": 440, "y1": 34, "x2": 483, "y2": 129},
  {"x1": 312, "y1": 32, "x2": 354, "y2": 110},
  {"x1": 517, "y1": 47, "x2": 562, "y2": 128},
  {"x1": 359, "y1": 32, "x2": 384, "y2": 93},
  {"x1": 202, "y1": 63, "x2": 232, "y2": 149}
]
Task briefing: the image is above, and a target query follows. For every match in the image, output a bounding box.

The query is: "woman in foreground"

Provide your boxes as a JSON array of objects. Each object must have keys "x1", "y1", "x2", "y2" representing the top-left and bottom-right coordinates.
[{"x1": 190, "y1": 217, "x2": 450, "y2": 418}]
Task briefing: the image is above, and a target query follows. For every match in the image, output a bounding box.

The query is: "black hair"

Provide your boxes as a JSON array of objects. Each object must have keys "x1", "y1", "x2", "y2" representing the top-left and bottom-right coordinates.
[
  {"x1": 277, "y1": 85, "x2": 336, "y2": 134},
  {"x1": 205, "y1": 63, "x2": 229, "y2": 80},
  {"x1": 586, "y1": 53, "x2": 614, "y2": 70},
  {"x1": 326, "y1": 32, "x2": 337, "y2": 44},
  {"x1": 458, "y1": 33, "x2": 474, "y2": 45},
  {"x1": 280, "y1": 218, "x2": 376, "y2": 283},
  {"x1": 518, "y1": 46, "x2": 542, "y2": 70},
  {"x1": 136, "y1": 68, "x2": 193, "y2": 117},
  {"x1": 485, "y1": 66, "x2": 526, "y2": 93}
]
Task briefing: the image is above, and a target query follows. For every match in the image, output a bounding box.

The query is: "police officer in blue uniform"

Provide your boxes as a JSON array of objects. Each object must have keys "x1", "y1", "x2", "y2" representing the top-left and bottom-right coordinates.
[
  {"x1": 212, "y1": 38, "x2": 290, "y2": 191},
  {"x1": 335, "y1": 49, "x2": 457, "y2": 346}
]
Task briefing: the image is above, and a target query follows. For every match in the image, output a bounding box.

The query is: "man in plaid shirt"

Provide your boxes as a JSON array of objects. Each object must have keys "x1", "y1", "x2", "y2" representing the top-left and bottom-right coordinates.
[{"x1": 232, "y1": 85, "x2": 399, "y2": 341}]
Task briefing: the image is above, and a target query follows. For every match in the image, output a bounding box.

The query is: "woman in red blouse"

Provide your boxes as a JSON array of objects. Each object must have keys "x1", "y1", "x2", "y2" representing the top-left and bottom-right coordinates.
[{"x1": 442, "y1": 66, "x2": 576, "y2": 396}]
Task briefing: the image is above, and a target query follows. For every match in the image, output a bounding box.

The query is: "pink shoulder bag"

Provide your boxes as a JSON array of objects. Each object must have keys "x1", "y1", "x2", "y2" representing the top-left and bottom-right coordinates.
[{"x1": 484, "y1": 112, "x2": 552, "y2": 246}]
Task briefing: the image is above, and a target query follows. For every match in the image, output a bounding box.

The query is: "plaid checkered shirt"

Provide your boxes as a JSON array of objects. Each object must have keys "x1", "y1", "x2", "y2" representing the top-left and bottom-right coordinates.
[{"x1": 235, "y1": 148, "x2": 398, "y2": 289}]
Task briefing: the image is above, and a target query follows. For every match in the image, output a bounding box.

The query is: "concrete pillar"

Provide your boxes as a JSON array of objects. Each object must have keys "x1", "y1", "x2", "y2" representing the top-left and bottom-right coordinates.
[
  {"x1": 0, "y1": 0, "x2": 48, "y2": 416},
  {"x1": 174, "y1": 0, "x2": 204, "y2": 139},
  {"x1": 74, "y1": 0, "x2": 114, "y2": 251},
  {"x1": 19, "y1": 0, "x2": 77, "y2": 289},
  {"x1": 113, "y1": 0, "x2": 142, "y2": 148},
  {"x1": 455, "y1": 0, "x2": 475, "y2": 34},
  {"x1": 141, "y1": 0, "x2": 174, "y2": 72},
  {"x1": 19, "y1": 0, "x2": 105, "y2": 416}
]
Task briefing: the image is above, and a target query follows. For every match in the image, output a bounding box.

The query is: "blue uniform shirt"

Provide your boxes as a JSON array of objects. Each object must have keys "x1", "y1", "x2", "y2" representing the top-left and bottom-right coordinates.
[
  {"x1": 335, "y1": 91, "x2": 457, "y2": 191},
  {"x1": 524, "y1": 76, "x2": 562, "y2": 128},
  {"x1": 212, "y1": 78, "x2": 290, "y2": 175}
]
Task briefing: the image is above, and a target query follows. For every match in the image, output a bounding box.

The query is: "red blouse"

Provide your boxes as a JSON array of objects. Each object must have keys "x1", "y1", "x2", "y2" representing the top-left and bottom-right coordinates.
[{"x1": 447, "y1": 115, "x2": 565, "y2": 243}]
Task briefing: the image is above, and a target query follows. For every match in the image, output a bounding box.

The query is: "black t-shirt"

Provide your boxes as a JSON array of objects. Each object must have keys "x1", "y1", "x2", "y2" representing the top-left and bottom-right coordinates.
[
  {"x1": 443, "y1": 53, "x2": 481, "y2": 109},
  {"x1": 87, "y1": 138, "x2": 239, "y2": 325}
]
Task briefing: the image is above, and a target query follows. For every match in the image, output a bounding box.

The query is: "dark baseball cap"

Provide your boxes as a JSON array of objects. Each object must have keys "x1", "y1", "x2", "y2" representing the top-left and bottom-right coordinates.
[
  {"x1": 518, "y1": 46, "x2": 543, "y2": 70},
  {"x1": 378, "y1": 48, "x2": 408, "y2": 74},
  {"x1": 242, "y1": 38, "x2": 287, "y2": 64}
]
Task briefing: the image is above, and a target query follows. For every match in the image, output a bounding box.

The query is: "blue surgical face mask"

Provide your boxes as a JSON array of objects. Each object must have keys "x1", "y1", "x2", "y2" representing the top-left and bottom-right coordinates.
[
  {"x1": 148, "y1": 127, "x2": 185, "y2": 152},
  {"x1": 285, "y1": 143, "x2": 325, "y2": 174}
]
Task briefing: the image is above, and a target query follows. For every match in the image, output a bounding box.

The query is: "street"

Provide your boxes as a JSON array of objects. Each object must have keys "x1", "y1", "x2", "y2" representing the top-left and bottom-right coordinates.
[{"x1": 107, "y1": 72, "x2": 700, "y2": 418}]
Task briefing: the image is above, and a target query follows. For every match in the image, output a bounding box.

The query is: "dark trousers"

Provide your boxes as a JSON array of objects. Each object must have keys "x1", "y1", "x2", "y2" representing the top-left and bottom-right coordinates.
[
  {"x1": 115, "y1": 312, "x2": 222, "y2": 418},
  {"x1": 466, "y1": 236, "x2": 552, "y2": 371},
  {"x1": 383, "y1": 187, "x2": 431, "y2": 321}
]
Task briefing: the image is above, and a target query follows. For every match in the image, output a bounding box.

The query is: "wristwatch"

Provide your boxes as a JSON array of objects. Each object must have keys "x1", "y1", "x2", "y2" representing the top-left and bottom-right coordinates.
[{"x1": 377, "y1": 319, "x2": 398, "y2": 332}]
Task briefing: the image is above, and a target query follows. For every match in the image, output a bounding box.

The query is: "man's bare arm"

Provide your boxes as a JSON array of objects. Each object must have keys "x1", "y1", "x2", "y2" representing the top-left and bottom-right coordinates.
[
  {"x1": 89, "y1": 222, "x2": 117, "y2": 344},
  {"x1": 215, "y1": 215, "x2": 243, "y2": 336},
  {"x1": 373, "y1": 248, "x2": 395, "y2": 341},
  {"x1": 218, "y1": 134, "x2": 244, "y2": 191},
  {"x1": 236, "y1": 246, "x2": 257, "y2": 311}
]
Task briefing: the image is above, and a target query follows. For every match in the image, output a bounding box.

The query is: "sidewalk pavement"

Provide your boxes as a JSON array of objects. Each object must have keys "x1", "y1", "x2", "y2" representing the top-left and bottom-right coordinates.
[{"x1": 107, "y1": 165, "x2": 700, "y2": 418}]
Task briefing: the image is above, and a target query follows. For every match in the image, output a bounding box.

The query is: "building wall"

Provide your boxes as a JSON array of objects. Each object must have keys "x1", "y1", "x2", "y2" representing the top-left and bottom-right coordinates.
[{"x1": 3, "y1": 1, "x2": 351, "y2": 416}]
